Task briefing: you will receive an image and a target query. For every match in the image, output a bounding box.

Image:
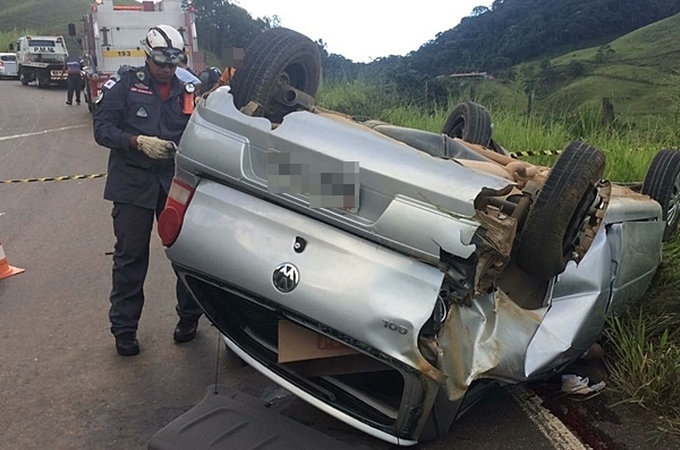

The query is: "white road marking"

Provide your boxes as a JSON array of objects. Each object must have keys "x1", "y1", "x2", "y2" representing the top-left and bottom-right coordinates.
[
  {"x1": 0, "y1": 124, "x2": 89, "y2": 142},
  {"x1": 508, "y1": 386, "x2": 591, "y2": 450}
]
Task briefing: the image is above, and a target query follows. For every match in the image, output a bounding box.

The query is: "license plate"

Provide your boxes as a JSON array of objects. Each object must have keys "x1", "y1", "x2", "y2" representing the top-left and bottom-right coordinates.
[{"x1": 266, "y1": 151, "x2": 360, "y2": 212}]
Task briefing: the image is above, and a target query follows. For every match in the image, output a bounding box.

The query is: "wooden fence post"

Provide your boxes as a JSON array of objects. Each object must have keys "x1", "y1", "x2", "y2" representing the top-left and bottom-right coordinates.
[{"x1": 602, "y1": 97, "x2": 615, "y2": 132}]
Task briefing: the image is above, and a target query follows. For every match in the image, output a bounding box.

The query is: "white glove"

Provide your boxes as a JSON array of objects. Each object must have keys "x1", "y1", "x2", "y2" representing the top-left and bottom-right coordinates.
[{"x1": 136, "y1": 135, "x2": 176, "y2": 160}]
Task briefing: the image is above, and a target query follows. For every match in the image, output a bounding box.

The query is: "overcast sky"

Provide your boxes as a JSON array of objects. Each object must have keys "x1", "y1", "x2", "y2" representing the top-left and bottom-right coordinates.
[{"x1": 233, "y1": 1, "x2": 493, "y2": 63}]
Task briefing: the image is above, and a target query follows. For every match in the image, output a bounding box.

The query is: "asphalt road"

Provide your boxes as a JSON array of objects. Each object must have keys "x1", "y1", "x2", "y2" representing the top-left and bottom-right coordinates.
[{"x1": 0, "y1": 79, "x2": 572, "y2": 450}]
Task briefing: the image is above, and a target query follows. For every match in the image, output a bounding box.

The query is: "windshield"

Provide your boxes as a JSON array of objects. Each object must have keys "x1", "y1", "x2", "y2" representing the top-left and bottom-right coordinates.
[
  {"x1": 28, "y1": 39, "x2": 56, "y2": 47},
  {"x1": 28, "y1": 53, "x2": 66, "y2": 63}
]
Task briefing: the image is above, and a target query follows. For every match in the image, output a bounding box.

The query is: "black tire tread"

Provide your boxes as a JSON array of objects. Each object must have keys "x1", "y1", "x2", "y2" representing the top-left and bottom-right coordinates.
[
  {"x1": 641, "y1": 149, "x2": 680, "y2": 241},
  {"x1": 231, "y1": 27, "x2": 321, "y2": 117},
  {"x1": 441, "y1": 101, "x2": 492, "y2": 146},
  {"x1": 514, "y1": 141, "x2": 606, "y2": 280}
]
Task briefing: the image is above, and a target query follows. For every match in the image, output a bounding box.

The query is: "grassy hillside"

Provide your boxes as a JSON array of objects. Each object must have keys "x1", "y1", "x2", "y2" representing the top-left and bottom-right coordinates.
[
  {"x1": 0, "y1": 0, "x2": 138, "y2": 36},
  {"x1": 546, "y1": 12, "x2": 680, "y2": 120}
]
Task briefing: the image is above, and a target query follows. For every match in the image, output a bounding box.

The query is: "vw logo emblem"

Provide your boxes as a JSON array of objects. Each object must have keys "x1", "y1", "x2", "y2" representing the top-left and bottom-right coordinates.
[{"x1": 272, "y1": 263, "x2": 300, "y2": 293}]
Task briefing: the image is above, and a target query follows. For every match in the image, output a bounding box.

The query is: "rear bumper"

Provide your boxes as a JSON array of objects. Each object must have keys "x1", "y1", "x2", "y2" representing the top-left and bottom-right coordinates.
[
  {"x1": 0, "y1": 69, "x2": 18, "y2": 77},
  {"x1": 175, "y1": 267, "x2": 431, "y2": 445}
]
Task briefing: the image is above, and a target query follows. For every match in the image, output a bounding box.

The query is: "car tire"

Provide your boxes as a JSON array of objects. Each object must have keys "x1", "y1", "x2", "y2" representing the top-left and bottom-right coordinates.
[
  {"x1": 641, "y1": 148, "x2": 680, "y2": 241},
  {"x1": 442, "y1": 101, "x2": 493, "y2": 147},
  {"x1": 19, "y1": 68, "x2": 29, "y2": 86},
  {"x1": 230, "y1": 27, "x2": 321, "y2": 123},
  {"x1": 514, "y1": 141, "x2": 606, "y2": 281}
]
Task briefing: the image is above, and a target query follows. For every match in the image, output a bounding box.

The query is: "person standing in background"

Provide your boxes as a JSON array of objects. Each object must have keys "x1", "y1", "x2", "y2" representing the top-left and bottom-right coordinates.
[{"x1": 65, "y1": 57, "x2": 83, "y2": 105}]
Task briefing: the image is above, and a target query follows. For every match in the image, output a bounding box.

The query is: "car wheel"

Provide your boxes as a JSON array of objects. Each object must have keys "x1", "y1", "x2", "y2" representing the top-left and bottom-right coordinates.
[
  {"x1": 641, "y1": 148, "x2": 680, "y2": 241},
  {"x1": 230, "y1": 27, "x2": 322, "y2": 123},
  {"x1": 514, "y1": 141, "x2": 606, "y2": 281},
  {"x1": 442, "y1": 101, "x2": 493, "y2": 147}
]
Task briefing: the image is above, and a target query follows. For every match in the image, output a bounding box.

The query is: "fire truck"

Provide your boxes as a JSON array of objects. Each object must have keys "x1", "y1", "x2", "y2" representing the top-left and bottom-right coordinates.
[{"x1": 69, "y1": 0, "x2": 203, "y2": 112}]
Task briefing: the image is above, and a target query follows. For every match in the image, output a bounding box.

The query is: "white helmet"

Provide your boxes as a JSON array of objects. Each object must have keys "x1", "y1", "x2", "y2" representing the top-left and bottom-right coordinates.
[{"x1": 141, "y1": 25, "x2": 185, "y2": 65}]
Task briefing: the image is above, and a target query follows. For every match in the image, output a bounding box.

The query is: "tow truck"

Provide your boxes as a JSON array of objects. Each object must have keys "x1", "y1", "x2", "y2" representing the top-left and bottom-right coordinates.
[
  {"x1": 69, "y1": 0, "x2": 202, "y2": 112},
  {"x1": 16, "y1": 35, "x2": 69, "y2": 88}
]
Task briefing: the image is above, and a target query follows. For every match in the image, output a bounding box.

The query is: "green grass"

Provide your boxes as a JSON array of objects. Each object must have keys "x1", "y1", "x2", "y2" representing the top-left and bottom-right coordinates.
[
  {"x1": 546, "y1": 12, "x2": 680, "y2": 118},
  {"x1": 603, "y1": 235, "x2": 680, "y2": 433},
  {"x1": 0, "y1": 29, "x2": 34, "y2": 53},
  {"x1": 552, "y1": 13, "x2": 680, "y2": 68},
  {"x1": 0, "y1": 0, "x2": 139, "y2": 35},
  {"x1": 319, "y1": 82, "x2": 675, "y2": 183},
  {"x1": 0, "y1": 0, "x2": 91, "y2": 35}
]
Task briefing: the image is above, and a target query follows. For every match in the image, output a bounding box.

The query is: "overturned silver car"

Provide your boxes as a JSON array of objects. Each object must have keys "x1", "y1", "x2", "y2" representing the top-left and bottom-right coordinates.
[{"x1": 158, "y1": 27, "x2": 680, "y2": 446}]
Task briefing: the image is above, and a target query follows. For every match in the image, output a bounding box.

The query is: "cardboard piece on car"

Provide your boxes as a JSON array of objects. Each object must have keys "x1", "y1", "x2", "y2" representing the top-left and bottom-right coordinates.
[
  {"x1": 277, "y1": 320, "x2": 390, "y2": 377},
  {"x1": 278, "y1": 320, "x2": 358, "y2": 362}
]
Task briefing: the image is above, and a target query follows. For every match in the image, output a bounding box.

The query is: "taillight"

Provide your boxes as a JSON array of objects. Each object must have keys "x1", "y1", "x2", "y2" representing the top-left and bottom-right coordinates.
[
  {"x1": 0, "y1": 62, "x2": 4, "y2": 67},
  {"x1": 158, "y1": 177, "x2": 196, "y2": 247}
]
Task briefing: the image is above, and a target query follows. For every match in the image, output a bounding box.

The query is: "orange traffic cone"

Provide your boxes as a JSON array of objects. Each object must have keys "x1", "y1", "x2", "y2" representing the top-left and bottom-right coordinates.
[{"x1": 0, "y1": 236, "x2": 25, "y2": 280}]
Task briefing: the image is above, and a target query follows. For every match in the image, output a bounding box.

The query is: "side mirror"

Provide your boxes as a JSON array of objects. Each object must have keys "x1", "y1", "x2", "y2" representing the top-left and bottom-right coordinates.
[
  {"x1": 68, "y1": 23, "x2": 76, "y2": 37},
  {"x1": 8, "y1": 43, "x2": 14, "y2": 51}
]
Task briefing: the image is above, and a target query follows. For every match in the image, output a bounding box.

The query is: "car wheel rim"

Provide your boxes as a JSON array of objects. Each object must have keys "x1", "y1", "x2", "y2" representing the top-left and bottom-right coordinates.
[{"x1": 667, "y1": 172, "x2": 680, "y2": 226}]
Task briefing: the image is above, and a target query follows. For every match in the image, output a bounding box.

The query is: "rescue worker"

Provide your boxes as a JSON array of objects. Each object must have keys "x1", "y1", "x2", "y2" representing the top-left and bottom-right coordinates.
[
  {"x1": 65, "y1": 57, "x2": 83, "y2": 105},
  {"x1": 93, "y1": 24, "x2": 203, "y2": 356}
]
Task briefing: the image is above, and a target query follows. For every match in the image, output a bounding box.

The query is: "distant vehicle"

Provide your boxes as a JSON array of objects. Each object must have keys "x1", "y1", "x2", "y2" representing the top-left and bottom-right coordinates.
[
  {"x1": 16, "y1": 35, "x2": 69, "y2": 88},
  {"x1": 0, "y1": 53, "x2": 19, "y2": 79},
  {"x1": 69, "y1": 0, "x2": 202, "y2": 113}
]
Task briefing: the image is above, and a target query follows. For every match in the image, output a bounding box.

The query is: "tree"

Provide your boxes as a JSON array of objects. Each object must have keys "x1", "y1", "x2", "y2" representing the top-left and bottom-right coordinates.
[
  {"x1": 471, "y1": 6, "x2": 490, "y2": 16},
  {"x1": 316, "y1": 38, "x2": 329, "y2": 60},
  {"x1": 189, "y1": 0, "x2": 273, "y2": 58},
  {"x1": 595, "y1": 45, "x2": 615, "y2": 64}
]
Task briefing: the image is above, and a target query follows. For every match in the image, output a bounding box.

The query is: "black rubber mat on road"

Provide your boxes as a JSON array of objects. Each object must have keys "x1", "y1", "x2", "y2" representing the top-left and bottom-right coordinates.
[{"x1": 148, "y1": 385, "x2": 374, "y2": 450}]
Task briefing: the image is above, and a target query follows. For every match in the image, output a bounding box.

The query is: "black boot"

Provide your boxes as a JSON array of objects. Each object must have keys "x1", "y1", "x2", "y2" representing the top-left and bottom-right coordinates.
[
  {"x1": 173, "y1": 318, "x2": 199, "y2": 343},
  {"x1": 115, "y1": 332, "x2": 140, "y2": 356}
]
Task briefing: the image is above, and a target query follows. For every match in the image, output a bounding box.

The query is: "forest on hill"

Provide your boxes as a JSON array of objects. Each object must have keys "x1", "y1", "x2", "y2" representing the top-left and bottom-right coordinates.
[{"x1": 407, "y1": 0, "x2": 680, "y2": 77}]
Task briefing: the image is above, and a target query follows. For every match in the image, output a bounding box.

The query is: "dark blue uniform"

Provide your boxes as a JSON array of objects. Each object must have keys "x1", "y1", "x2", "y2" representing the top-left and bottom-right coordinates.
[
  {"x1": 65, "y1": 60, "x2": 83, "y2": 105},
  {"x1": 93, "y1": 64, "x2": 202, "y2": 338}
]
